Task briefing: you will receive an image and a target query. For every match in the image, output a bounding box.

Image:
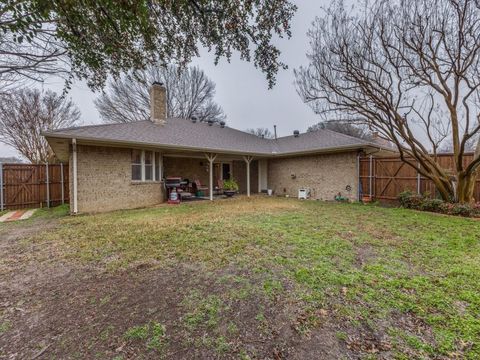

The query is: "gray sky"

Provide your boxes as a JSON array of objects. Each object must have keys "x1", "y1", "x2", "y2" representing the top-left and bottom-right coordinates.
[{"x1": 0, "y1": 1, "x2": 324, "y2": 159}]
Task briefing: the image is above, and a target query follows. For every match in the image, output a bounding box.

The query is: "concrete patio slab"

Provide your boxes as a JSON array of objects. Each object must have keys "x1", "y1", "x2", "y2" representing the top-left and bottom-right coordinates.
[{"x1": 0, "y1": 209, "x2": 37, "y2": 223}]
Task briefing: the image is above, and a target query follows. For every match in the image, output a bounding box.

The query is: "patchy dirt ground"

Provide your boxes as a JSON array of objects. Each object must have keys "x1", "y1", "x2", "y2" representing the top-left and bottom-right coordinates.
[
  {"x1": 0, "y1": 217, "x2": 382, "y2": 360},
  {"x1": 0, "y1": 216, "x2": 357, "y2": 359},
  {"x1": 1, "y1": 198, "x2": 479, "y2": 359}
]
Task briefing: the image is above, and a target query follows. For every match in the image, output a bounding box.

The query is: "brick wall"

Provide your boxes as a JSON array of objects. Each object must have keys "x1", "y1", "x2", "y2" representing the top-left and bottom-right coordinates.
[
  {"x1": 70, "y1": 145, "x2": 163, "y2": 213},
  {"x1": 163, "y1": 157, "x2": 209, "y2": 186},
  {"x1": 267, "y1": 152, "x2": 359, "y2": 201},
  {"x1": 163, "y1": 157, "x2": 258, "y2": 194},
  {"x1": 233, "y1": 160, "x2": 259, "y2": 193}
]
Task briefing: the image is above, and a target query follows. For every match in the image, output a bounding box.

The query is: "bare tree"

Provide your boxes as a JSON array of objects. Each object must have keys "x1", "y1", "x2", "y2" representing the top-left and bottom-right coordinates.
[
  {"x1": 307, "y1": 120, "x2": 372, "y2": 140},
  {"x1": 295, "y1": 0, "x2": 480, "y2": 203},
  {"x1": 440, "y1": 134, "x2": 479, "y2": 153},
  {"x1": 95, "y1": 65, "x2": 226, "y2": 124},
  {"x1": 246, "y1": 127, "x2": 274, "y2": 139},
  {"x1": 0, "y1": 88, "x2": 80, "y2": 163}
]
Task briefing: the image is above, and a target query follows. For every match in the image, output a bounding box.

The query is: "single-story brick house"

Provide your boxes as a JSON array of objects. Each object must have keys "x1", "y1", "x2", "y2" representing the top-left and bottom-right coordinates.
[{"x1": 43, "y1": 83, "x2": 392, "y2": 214}]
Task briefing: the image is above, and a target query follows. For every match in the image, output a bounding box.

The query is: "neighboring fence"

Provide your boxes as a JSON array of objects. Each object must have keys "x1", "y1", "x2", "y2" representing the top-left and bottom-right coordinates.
[
  {"x1": 359, "y1": 153, "x2": 480, "y2": 202},
  {"x1": 0, "y1": 163, "x2": 69, "y2": 210}
]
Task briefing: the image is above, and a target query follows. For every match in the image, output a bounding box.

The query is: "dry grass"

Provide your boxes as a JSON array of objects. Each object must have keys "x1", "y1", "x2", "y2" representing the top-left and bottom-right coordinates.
[{"x1": 2, "y1": 196, "x2": 480, "y2": 359}]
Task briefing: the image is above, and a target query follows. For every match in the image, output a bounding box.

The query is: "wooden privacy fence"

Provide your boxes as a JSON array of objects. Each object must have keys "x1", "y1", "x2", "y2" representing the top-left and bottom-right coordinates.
[
  {"x1": 0, "y1": 163, "x2": 69, "y2": 210},
  {"x1": 359, "y1": 153, "x2": 480, "y2": 202}
]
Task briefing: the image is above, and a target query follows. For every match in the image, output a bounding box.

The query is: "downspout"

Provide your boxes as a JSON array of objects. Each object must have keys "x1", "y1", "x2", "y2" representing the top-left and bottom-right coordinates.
[{"x1": 72, "y1": 138, "x2": 78, "y2": 215}]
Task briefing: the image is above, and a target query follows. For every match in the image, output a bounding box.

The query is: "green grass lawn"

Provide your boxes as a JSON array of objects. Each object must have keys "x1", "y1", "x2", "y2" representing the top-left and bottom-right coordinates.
[{"x1": 1, "y1": 197, "x2": 479, "y2": 359}]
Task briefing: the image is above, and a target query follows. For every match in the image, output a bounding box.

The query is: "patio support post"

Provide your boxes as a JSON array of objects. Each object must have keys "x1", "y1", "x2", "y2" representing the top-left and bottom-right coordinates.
[
  {"x1": 72, "y1": 139, "x2": 78, "y2": 214},
  {"x1": 205, "y1": 153, "x2": 217, "y2": 201},
  {"x1": 243, "y1": 156, "x2": 253, "y2": 197}
]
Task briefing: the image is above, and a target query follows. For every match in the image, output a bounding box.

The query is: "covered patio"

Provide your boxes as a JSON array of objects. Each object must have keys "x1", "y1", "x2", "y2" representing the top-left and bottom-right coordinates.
[{"x1": 162, "y1": 150, "x2": 268, "y2": 201}]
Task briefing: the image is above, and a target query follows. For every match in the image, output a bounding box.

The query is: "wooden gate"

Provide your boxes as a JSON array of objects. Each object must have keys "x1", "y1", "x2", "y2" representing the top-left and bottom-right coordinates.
[
  {"x1": 359, "y1": 154, "x2": 480, "y2": 202},
  {"x1": 0, "y1": 163, "x2": 69, "y2": 210}
]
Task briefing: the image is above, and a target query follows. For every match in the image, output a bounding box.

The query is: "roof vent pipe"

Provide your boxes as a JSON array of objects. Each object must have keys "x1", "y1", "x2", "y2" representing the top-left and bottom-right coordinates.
[
  {"x1": 274, "y1": 125, "x2": 277, "y2": 140},
  {"x1": 293, "y1": 130, "x2": 300, "y2": 137},
  {"x1": 220, "y1": 121, "x2": 226, "y2": 128},
  {"x1": 208, "y1": 120, "x2": 214, "y2": 126},
  {"x1": 191, "y1": 116, "x2": 197, "y2": 123}
]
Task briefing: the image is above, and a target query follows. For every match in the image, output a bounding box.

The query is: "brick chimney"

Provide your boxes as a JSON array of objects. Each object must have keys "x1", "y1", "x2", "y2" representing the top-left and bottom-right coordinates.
[{"x1": 150, "y1": 82, "x2": 167, "y2": 125}]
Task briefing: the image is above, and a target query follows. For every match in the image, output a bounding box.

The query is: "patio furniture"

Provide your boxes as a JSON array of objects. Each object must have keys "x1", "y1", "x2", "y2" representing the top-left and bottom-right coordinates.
[
  {"x1": 193, "y1": 179, "x2": 209, "y2": 197},
  {"x1": 165, "y1": 177, "x2": 194, "y2": 202},
  {"x1": 215, "y1": 179, "x2": 224, "y2": 195}
]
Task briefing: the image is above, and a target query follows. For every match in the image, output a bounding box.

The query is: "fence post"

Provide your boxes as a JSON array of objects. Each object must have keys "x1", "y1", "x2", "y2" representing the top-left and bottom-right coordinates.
[
  {"x1": 46, "y1": 162, "x2": 50, "y2": 208},
  {"x1": 60, "y1": 163, "x2": 64, "y2": 204},
  {"x1": 416, "y1": 161, "x2": 421, "y2": 195},
  {"x1": 357, "y1": 154, "x2": 361, "y2": 201},
  {"x1": 0, "y1": 163, "x2": 3, "y2": 211},
  {"x1": 369, "y1": 155, "x2": 373, "y2": 198}
]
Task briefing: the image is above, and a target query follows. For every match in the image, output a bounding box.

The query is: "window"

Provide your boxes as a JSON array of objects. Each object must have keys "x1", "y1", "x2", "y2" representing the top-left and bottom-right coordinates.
[
  {"x1": 131, "y1": 150, "x2": 142, "y2": 181},
  {"x1": 131, "y1": 150, "x2": 162, "y2": 182},
  {"x1": 155, "y1": 152, "x2": 161, "y2": 181},
  {"x1": 145, "y1": 151, "x2": 153, "y2": 181}
]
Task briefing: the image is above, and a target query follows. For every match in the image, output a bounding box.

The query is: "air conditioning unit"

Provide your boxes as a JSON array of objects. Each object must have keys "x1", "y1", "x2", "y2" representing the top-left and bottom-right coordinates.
[{"x1": 298, "y1": 188, "x2": 310, "y2": 200}]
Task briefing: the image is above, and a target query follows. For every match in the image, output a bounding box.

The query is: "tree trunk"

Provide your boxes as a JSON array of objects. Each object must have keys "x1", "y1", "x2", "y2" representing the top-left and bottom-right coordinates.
[
  {"x1": 457, "y1": 172, "x2": 476, "y2": 204},
  {"x1": 428, "y1": 173, "x2": 454, "y2": 202},
  {"x1": 457, "y1": 136, "x2": 480, "y2": 204}
]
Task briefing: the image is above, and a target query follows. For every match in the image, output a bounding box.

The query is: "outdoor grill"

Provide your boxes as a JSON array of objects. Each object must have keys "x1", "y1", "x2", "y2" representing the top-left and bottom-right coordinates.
[
  {"x1": 165, "y1": 177, "x2": 192, "y2": 202},
  {"x1": 165, "y1": 177, "x2": 182, "y2": 189}
]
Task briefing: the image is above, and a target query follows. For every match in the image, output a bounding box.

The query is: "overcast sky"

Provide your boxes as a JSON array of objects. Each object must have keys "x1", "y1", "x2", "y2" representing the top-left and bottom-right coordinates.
[{"x1": 0, "y1": 1, "x2": 325, "y2": 159}]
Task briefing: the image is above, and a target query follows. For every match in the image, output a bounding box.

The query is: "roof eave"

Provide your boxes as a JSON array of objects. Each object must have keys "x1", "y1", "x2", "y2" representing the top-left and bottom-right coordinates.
[
  {"x1": 43, "y1": 132, "x2": 397, "y2": 158},
  {"x1": 43, "y1": 133, "x2": 270, "y2": 157}
]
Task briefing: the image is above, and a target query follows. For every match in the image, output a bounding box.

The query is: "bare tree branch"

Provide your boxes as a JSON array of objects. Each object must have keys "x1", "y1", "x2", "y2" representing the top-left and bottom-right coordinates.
[
  {"x1": 295, "y1": 0, "x2": 480, "y2": 203},
  {"x1": 95, "y1": 65, "x2": 226, "y2": 124},
  {"x1": 0, "y1": 88, "x2": 80, "y2": 163}
]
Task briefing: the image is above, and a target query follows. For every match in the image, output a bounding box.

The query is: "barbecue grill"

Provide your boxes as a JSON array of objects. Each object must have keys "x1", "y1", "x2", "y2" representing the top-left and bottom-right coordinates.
[{"x1": 165, "y1": 177, "x2": 192, "y2": 202}]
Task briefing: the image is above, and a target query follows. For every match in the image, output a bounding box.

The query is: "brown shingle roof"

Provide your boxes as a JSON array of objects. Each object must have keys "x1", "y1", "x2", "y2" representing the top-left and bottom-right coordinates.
[{"x1": 43, "y1": 118, "x2": 386, "y2": 156}]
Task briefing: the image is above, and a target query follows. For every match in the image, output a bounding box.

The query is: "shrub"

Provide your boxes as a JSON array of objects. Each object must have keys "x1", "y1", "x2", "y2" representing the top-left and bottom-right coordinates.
[
  {"x1": 449, "y1": 203, "x2": 474, "y2": 217},
  {"x1": 398, "y1": 191, "x2": 423, "y2": 209},
  {"x1": 419, "y1": 198, "x2": 444, "y2": 213},
  {"x1": 223, "y1": 178, "x2": 239, "y2": 191},
  {"x1": 397, "y1": 191, "x2": 479, "y2": 217}
]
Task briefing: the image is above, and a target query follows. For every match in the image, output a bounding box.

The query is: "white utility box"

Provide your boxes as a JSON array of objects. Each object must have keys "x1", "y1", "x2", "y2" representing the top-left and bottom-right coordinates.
[{"x1": 298, "y1": 188, "x2": 310, "y2": 200}]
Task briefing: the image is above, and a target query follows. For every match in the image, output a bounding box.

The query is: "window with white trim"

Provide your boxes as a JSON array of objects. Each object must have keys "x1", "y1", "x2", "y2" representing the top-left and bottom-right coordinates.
[
  {"x1": 155, "y1": 152, "x2": 161, "y2": 180},
  {"x1": 131, "y1": 150, "x2": 162, "y2": 182},
  {"x1": 145, "y1": 151, "x2": 153, "y2": 181},
  {"x1": 131, "y1": 150, "x2": 142, "y2": 181}
]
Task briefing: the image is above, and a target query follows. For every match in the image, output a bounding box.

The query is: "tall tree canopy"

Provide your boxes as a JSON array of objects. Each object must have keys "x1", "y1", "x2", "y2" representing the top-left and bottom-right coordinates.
[
  {"x1": 0, "y1": 88, "x2": 80, "y2": 163},
  {"x1": 95, "y1": 65, "x2": 225, "y2": 123},
  {"x1": 246, "y1": 127, "x2": 274, "y2": 139},
  {"x1": 307, "y1": 121, "x2": 372, "y2": 140},
  {"x1": 295, "y1": 0, "x2": 480, "y2": 203},
  {"x1": 1, "y1": 1, "x2": 296, "y2": 91}
]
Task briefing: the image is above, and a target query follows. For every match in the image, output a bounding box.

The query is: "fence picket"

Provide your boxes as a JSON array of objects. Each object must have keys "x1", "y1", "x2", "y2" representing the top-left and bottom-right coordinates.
[
  {"x1": 359, "y1": 154, "x2": 480, "y2": 202},
  {"x1": 2, "y1": 163, "x2": 69, "y2": 210}
]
